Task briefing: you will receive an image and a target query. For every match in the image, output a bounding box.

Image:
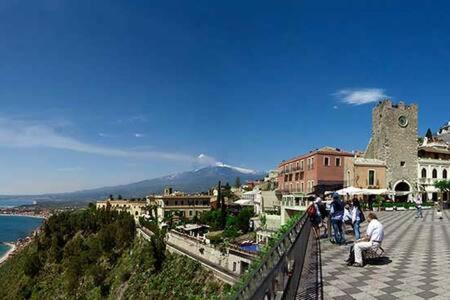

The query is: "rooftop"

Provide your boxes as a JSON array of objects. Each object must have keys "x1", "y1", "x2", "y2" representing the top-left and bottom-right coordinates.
[
  {"x1": 353, "y1": 157, "x2": 386, "y2": 166},
  {"x1": 279, "y1": 146, "x2": 354, "y2": 166}
]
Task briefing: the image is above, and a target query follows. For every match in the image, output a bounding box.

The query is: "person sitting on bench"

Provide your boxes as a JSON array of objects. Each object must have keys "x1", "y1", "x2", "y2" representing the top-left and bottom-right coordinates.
[{"x1": 352, "y1": 212, "x2": 384, "y2": 267}]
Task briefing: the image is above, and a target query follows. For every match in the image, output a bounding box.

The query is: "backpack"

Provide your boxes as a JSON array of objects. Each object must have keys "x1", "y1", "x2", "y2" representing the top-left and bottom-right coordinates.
[
  {"x1": 318, "y1": 203, "x2": 328, "y2": 218},
  {"x1": 307, "y1": 204, "x2": 317, "y2": 217},
  {"x1": 359, "y1": 209, "x2": 366, "y2": 223}
]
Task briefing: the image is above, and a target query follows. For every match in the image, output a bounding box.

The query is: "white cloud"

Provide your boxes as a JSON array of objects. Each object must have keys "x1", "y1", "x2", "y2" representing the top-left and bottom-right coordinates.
[
  {"x1": 334, "y1": 88, "x2": 387, "y2": 105},
  {"x1": 0, "y1": 118, "x2": 215, "y2": 165},
  {"x1": 333, "y1": 105, "x2": 339, "y2": 110},
  {"x1": 134, "y1": 133, "x2": 145, "y2": 138}
]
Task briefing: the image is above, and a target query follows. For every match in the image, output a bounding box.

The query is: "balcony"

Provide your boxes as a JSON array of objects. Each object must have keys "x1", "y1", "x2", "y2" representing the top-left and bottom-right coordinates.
[{"x1": 418, "y1": 177, "x2": 447, "y2": 185}]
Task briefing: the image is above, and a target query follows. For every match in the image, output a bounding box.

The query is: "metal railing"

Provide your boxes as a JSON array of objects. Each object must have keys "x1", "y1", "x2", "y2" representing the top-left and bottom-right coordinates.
[{"x1": 232, "y1": 214, "x2": 322, "y2": 300}]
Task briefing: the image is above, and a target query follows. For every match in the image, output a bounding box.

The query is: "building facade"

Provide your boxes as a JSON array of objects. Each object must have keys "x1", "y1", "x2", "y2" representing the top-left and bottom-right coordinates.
[
  {"x1": 96, "y1": 199, "x2": 147, "y2": 222},
  {"x1": 365, "y1": 100, "x2": 418, "y2": 200},
  {"x1": 344, "y1": 157, "x2": 387, "y2": 189},
  {"x1": 277, "y1": 147, "x2": 354, "y2": 195},
  {"x1": 147, "y1": 194, "x2": 213, "y2": 223},
  {"x1": 418, "y1": 138, "x2": 450, "y2": 202}
]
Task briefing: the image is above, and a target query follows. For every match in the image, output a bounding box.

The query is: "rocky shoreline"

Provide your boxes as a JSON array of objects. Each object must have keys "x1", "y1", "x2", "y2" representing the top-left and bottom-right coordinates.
[{"x1": 0, "y1": 242, "x2": 16, "y2": 265}]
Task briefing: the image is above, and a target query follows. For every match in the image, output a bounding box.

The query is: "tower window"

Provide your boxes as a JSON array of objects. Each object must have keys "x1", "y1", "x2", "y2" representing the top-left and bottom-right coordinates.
[{"x1": 400, "y1": 161, "x2": 405, "y2": 167}]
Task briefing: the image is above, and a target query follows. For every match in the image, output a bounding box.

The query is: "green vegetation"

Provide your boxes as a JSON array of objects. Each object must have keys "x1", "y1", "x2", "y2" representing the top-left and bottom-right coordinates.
[
  {"x1": 200, "y1": 207, "x2": 254, "y2": 240},
  {"x1": 435, "y1": 180, "x2": 450, "y2": 194},
  {"x1": 0, "y1": 206, "x2": 229, "y2": 299}
]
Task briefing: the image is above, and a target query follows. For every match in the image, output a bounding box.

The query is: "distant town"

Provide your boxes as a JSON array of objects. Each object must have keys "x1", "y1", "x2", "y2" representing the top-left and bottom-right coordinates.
[{"x1": 94, "y1": 99, "x2": 450, "y2": 284}]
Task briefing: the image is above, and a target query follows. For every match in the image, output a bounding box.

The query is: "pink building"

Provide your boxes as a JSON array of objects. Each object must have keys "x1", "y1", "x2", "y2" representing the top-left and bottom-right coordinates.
[{"x1": 277, "y1": 147, "x2": 354, "y2": 195}]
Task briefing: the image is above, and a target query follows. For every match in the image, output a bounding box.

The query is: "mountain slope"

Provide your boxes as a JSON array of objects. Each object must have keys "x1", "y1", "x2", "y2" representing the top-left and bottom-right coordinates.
[{"x1": 1, "y1": 165, "x2": 265, "y2": 202}]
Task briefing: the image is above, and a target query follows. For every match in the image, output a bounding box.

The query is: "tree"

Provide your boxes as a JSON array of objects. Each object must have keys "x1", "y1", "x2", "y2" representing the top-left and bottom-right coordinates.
[
  {"x1": 24, "y1": 252, "x2": 42, "y2": 278},
  {"x1": 434, "y1": 180, "x2": 450, "y2": 210},
  {"x1": 236, "y1": 207, "x2": 254, "y2": 233},
  {"x1": 435, "y1": 180, "x2": 450, "y2": 193},
  {"x1": 426, "y1": 128, "x2": 434, "y2": 140},
  {"x1": 235, "y1": 177, "x2": 241, "y2": 188}
]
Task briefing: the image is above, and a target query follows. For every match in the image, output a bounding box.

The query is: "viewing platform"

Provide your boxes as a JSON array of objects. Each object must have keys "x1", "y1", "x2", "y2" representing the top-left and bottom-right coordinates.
[{"x1": 322, "y1": 210, "x2": 450, "y2": 299}]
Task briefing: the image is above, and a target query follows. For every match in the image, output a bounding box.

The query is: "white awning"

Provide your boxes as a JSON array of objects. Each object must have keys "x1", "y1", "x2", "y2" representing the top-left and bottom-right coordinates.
[
  {"x1": 234, "y1": 199, "x2": 254, "y2": 206},
  {"x1": 335, "y1": 186, "x2": 365, "y2": 196},
  {"x1": 361, "y1": 189, "x2": 392, "y2": 195}
]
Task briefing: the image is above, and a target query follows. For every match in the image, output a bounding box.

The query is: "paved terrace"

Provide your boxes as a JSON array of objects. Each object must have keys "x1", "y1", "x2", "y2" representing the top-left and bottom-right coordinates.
[{"x1": 322, "y1": 210, "x2": 450, "y2": 300}]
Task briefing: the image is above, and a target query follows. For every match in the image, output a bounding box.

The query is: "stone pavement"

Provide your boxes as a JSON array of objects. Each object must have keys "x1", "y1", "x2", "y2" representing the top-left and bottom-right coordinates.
[{"x1": 321, "y1": 209, "x2": 450, "y2": 300}]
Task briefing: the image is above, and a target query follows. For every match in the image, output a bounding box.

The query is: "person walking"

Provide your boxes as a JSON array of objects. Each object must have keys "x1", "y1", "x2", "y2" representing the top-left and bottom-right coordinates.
[
  {"x1": 307, "y1": 197, "x2": 322, "y2": 239},
  {"x1": 352, "y1": 212, "x2": 384, "y2": 267},
  {"x1": 351, "y1": 198, "x2": 364, "y2": 241},
  {"x1": 415, "y1": 194, "x2": 423, "y2": 218},
  {"x1": 330, "y1": 193, "x2": 345, "y2": 245}
]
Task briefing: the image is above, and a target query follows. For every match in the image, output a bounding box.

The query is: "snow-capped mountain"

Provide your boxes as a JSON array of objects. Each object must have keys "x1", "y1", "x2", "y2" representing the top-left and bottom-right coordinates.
[{"x1": 2, "y1": 165, "x2": 266, "y2": 202}]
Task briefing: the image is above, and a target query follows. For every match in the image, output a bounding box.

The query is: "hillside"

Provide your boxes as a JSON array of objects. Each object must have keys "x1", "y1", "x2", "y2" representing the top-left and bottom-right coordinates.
[
  {"x1": 0, "y1": 165, "x2": 265, "y2": 203},
  {"x1": 0, "y1": 208, "x2": 230, "y2": 299}
]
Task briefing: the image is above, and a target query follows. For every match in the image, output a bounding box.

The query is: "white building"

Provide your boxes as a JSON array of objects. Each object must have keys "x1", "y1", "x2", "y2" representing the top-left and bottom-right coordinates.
[{"x1": 418, "y1": 137, "x2": 450, "y2": 202}]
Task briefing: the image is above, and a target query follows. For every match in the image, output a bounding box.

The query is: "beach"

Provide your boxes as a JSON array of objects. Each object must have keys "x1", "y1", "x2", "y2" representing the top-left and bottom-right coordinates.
[{"x1": 0, "y1": 242, "x2": 16, "y2": 265}]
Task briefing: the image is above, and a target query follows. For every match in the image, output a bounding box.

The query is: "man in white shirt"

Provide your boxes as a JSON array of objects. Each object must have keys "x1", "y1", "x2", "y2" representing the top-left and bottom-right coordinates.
[{"x1": 352, "y1": 213, "x2": 384, "y2": 267}]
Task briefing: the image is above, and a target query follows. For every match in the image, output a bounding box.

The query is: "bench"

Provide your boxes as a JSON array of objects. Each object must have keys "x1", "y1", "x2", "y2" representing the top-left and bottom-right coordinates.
[{"x1": 363, "y1": 246, "x2": 385, "y2": 264}]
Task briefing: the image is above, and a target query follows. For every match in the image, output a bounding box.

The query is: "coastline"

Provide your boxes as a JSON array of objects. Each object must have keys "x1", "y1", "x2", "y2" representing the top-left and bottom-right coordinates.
[
  {"x1": 0, "y1": 242, "x2": 17, "y2": 265},
  {"x1": 0, "y1": 213, "x2": 47, "y2": 219}
]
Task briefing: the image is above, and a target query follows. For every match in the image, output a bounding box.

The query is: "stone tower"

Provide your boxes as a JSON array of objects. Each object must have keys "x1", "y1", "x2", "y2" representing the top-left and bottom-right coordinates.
[{"x1": 365, "y1": 100, "x2": 418, "y2": 194}]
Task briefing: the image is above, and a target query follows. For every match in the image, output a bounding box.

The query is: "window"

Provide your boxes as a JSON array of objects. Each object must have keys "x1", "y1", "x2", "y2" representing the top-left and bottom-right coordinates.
[
  {"x1": 189, "y1": 210, "x2": 193, "y2": 216},
  {"x1": 444, "y1": 169, "x2": 448, "y2": 179},
  {"x1": 421, "y1": 168, "x2": 427, "y2": 178},
  {"x1": 432, "y1": 169, "x2": 438, "y2": 179},
  {"x1": 324, "y1": 157, "x2": 330, "y2": 167},
  {"x1": 368, "y1": 170, "x2": 375, "y2": 186},
  {"x1": 347, "y1": 170, "x2": 351, "y2": 185},
  {"x1": 296, "y1": 162, "x2": 299, "y2": 170},
  {"x1": 284, "y1": 174, "x2": 288, "y2": 181},
  {"x1": 336, "y1": 157, "x2": 341, "y2": 167},
  {"x1": 400, "y1": 161, "x2": 406, "y2": 167},
  {"x1": 295, "y1": 172, "x2": 299, "y2": 181},
  {"x1": 300, "y1": 160, "x2": 304, "y2": 170},
  {"x1": 301, "y1": 182, "x2": 304, "y2": 192},
  {"x1": 311, "y1": 158, "x2": 315, "y2": 169},
  {"x1": 175, "y1": 201, "x2": 178, "y2": 205},
  {"x1": 289, "y1": 174, "x2": 293, "y2": 181},
  {"x1": 233, "y1": 262, "x2": 237, "y2": 272}
]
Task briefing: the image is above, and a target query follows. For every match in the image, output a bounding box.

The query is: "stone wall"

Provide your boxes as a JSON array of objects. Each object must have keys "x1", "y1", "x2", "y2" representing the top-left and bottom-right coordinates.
[{"x1": 165, "y1": 231, "x2": 254, "y2": 284}]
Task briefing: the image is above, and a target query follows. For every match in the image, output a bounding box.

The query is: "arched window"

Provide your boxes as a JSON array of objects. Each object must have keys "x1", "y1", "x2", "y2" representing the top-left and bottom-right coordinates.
[
  {"x1": 432, "y1": 169, "x2": 438, "y2": 179},
  {"x1": 444, "y1": 169, "x2": 448, "y2": 179},
  {"x1": 421, "y1": 168, "x2": 427, "y2": 178}
]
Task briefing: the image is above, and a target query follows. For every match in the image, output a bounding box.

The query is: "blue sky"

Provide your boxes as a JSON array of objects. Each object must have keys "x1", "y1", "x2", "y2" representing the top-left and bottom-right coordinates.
[{"x1": 1, "y1": 1, "x2": 450, "y2": 194}]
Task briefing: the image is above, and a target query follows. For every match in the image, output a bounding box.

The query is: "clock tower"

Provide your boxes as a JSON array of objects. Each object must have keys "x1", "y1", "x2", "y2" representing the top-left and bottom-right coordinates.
[{"x1": 365, "y1": 100, "x2": 418, "y2": 199}]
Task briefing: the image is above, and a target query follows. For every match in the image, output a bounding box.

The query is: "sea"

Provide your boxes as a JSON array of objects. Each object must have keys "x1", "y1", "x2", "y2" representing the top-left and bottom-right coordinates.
[{"x1": 0, "y1": 199, "x2": 43, "y2": 259}]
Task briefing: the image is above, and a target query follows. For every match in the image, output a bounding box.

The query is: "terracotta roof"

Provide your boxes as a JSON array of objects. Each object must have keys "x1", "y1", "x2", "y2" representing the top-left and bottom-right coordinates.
[{"x1": 278, "y1": 147, "x2": 354, "y2": 166}]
